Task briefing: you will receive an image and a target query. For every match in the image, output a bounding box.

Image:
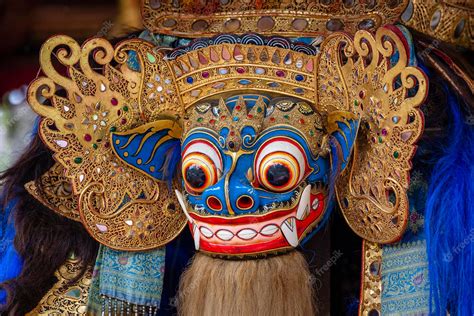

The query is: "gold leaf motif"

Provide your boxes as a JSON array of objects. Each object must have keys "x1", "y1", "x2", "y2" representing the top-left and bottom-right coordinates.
[
  {"x1": 318, "y1": 27, "x2": 427, "y2": 243},
  {"x1": 28, "y1": 36, "x2": 186, "y2": 251},
  {"x1": 25, "y1": 163, "x2": 80, "y2": 222}
]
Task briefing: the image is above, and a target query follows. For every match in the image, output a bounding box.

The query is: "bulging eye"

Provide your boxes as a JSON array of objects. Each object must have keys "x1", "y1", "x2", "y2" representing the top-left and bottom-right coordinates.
[
  {"x1": 182, "y1": 140, "x2": 222, "y2": 194},
  {"x1": 255, "y1": 138, "x2": 307, "y2": 192},
  {"x1": 260, "y1": 153, "x2": 299, "y2": 192}
]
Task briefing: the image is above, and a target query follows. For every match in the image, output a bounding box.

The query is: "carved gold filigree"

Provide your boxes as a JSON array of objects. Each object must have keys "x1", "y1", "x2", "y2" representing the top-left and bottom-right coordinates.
[
  {"x1": 28, "y1": 25, "x2": 426, "y2": 250},
  {"x1": 25, "y1": 163, "x2": 80, "y2": 222},
  {"x1": 26, "y1": 254, "x2": 92, "y2": 315},
  {"x1": 402, "y1": 0, "x2": 473, "y2": 49},
  {"x1": 170, "y1": 43, "x2": 318, "y2": 108},
  {"x1": 359, "y1": 241, "x2": 383, "y2": 315},
  {"x1": 185, "y1": 96, "x2": 327, "y2": 155},
  {"x1": 318, "y1": 27, "x2": 427, "y2": 243},
  {"x1": 142, "y1": 0, "x2": 408, "y2": 39},
  {"x1": 28, "y1": 36, "x2": 187, "y2": 251}
]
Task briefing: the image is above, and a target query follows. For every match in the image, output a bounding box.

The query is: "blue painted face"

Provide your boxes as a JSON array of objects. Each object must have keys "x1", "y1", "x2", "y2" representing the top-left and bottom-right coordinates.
[
  {"x1": 177, "y1": 94, "x2": 358, "y2": 255},
  {"x1": 182, "y1": 117, "x2": 329, "y2": 216},
  {"x1": 112, "y1": 93, "x2": 358, "y2": 255}
]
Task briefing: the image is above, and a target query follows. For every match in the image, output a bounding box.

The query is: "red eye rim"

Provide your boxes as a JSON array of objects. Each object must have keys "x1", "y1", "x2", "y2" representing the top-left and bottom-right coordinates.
[
  {"x1": 182, "y1": 153, "x2": 218, "y2": 194},
  {"x1": 183, "y1": 139, "x2": 223, "y2": 169},
  {"x1": 182, "y1": 139, "x2": 223, "y2": 195},
  {"x1": 254, "y1": 137, "x2": 310, "y2": 192},
  {"x1": 258, "y1": 153, "x2": 300, "y2": 192}
]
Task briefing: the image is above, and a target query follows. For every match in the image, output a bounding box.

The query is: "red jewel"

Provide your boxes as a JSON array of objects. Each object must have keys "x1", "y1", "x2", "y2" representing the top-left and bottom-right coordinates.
[
  {"x1": 359, "y1": 90, "x2": 365, "y2": 99},
  {"x1": 111, "y1": 98, "x2": 118, "y2": 106},
  {"x1": 299, "y1": 118, "x2": 305, "y2": 124},
  {"x1": 236, "y1": 67, "x2": 245, "y2": 74},
  {"x1": 209, "y1": 119, "x2": 216, "y2": 124},
  {"x1": 84, "y1": 134, "x2": 92, "y2": 142},
  {"x1": 235, "y1": 105, "x2": 241, "y2": 111},
  {"x1": 121, "y1": 118, "x2": 127, "y2": 124},
  {"x1": 247, "y1": 114, "x2": 253, "y2": 119},
  {"x1": 270, "y1": 117, "x2": 276, "y2": 122},
  {"x1": 276, "y1": 70, "x2": 285, "y2": 77},
  {"x1": 221, "y1": 115, "x2": 227, "y2": 120},
  {"x1": 202, "y1": 71, "x2": 210, "y2": 78},
  {"x1": 104, "y1": 142, "x2": 110, "y2": 148},
  {"x1": 230, "y1": 131, "x2": 235, "y2": 136}
]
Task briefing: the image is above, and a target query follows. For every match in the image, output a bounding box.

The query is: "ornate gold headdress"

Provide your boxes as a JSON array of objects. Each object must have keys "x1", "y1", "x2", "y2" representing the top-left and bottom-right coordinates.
[{"x1": 27, "y1": 23, "x2": 426, "y2": 250}]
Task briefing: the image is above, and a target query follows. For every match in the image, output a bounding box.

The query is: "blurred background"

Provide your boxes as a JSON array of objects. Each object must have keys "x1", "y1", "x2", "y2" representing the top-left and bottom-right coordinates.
[{"x1": 0, "y1": 0, "x2": 142, "y2": 169}]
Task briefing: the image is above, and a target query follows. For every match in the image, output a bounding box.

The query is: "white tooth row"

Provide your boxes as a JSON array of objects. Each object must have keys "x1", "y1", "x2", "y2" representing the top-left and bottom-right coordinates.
[
  {"x1": 175, "y1": 189, "x2": 302, "y2": 250},
  {"x1": 199, "y1": 224, "x2": 280, "y2": 241}
]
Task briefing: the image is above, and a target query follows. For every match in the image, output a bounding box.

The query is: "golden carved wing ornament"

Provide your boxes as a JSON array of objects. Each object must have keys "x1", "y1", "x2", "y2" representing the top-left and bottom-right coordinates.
[
  {"x1": 25, "y1": 163, "x2": 80, "y2": 222},
  {"x1": 27, "y1": 36, "x2": 187, "y2": 251},
  {"x1": 317, "y1": 26, "x2": 428, "y2": 243},
  {"x1": 26, "y1": 254, "x2": 92, "y2": 315}
]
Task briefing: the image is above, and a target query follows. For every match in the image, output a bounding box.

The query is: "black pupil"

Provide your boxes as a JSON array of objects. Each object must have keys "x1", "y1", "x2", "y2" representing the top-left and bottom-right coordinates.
[
  {"x1": 185, "y1": 165, "x2": 206, "y2": 189},
  {"x1": 266, "y1": 163, "x2": 290, "y2": 187}
]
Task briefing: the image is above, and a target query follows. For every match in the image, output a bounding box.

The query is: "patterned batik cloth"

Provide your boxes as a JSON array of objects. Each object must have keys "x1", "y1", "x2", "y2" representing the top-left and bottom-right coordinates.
[
  {"x1": 380, "y1": 27, "x2": 431, "y2": 315},
  {"x1": 381, "y1": 170, "x2": 431, "y2": 315},
  {"x1": 86, "y1": 245, "x2": 166, "y2": 313}
]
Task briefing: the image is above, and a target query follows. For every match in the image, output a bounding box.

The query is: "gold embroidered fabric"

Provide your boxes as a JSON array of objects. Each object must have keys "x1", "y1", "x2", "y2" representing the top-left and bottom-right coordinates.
[
  {"x1": 26, "y1": 255, "x2": 92, "y2": 315},
  {"x1": 359, "y1": 241, "x2": 383, "y2": 315}
]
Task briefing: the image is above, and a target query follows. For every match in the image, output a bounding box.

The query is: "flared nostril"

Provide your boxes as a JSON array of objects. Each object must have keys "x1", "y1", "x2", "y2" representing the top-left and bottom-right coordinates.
[
  {"x1": 206, "y1": 196, "x2": 223, "y2": 211},
  {"x1": 236, "y1": 195, "x2": 254, "y2": 210}
]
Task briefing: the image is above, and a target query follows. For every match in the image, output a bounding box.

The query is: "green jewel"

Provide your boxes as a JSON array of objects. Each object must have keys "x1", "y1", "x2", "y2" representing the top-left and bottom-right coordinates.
[
  {"x1": 110, "y1": 126, "x2": 117, "y2": 132},
  {"x1": 92, "y1": 144, "x2": 98, "y2": 149},
  {"x1": 74, "y1": 157, "x2": 83, "y2": 164},
  {"x1": 122, "y1": 106, "x2": 129, "y2": 112},
  {"x1": 393, "y1": 151, "x2": 400, "y2": 158},
  {"x1": 146, "y1": 52, "x2": 156, "y2": 63}
]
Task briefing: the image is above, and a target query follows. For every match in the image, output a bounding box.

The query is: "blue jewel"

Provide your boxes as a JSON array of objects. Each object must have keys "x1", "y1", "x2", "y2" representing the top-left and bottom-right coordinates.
[
  {"x1": 233, "y1": 117, "x2": 239, "y2": 122},
  {"x1": 295, "y1": 74, "x2": 305, "y2": 82},
  {"x1": 294, "y1": 88, "x2": 304, "y2": 94},
  {"x1": 238, "y1": 79, "x2": 252, "y2": 85},
  {"x1": 186, "y1": 76, "x2": 194, "y2": 84}
]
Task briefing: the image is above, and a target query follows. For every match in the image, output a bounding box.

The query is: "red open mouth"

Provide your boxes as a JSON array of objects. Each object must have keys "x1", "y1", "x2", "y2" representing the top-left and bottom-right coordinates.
[{"x1": 176, "y1": 186, "x2": 326, "y2": 256}]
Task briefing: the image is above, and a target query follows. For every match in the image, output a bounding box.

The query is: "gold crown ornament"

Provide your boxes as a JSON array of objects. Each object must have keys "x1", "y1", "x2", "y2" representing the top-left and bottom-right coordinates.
[
  {"x1": 141, "y1": 0, "x2": 473, "y2": 50},
  {"x1": 142, "y1": 0, "x2": 409, "y2": 38},
  {"x1": 401, "y1": 0, "x2": 473, "y2": 49}
]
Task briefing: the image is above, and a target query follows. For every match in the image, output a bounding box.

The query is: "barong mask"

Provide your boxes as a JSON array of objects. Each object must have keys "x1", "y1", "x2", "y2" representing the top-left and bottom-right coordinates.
[{"x1": 27, "y1": 27, "x2": 427, "y2": 256}]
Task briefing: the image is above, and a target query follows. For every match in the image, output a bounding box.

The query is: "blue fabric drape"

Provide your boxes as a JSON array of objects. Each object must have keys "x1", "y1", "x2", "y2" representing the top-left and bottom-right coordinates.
[{"x1": 0, "y1": 198, "x2": 23, "y2": 305}]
